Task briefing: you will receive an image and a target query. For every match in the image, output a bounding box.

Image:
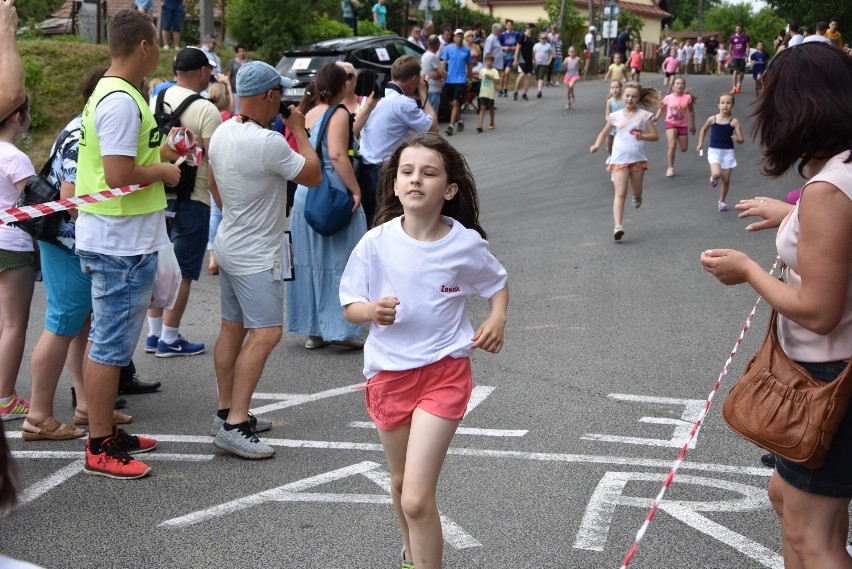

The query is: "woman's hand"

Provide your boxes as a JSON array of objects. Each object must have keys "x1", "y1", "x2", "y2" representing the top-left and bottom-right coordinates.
[
  {"x1": 351, "y1": 193, "x2": 361, "y2": 213},
  {"x1": 735, "y1": 196, "x2": 794, "y2": 232},
  {"x1": 700, "y1": 249, "x2": 758, "y2": 285}
]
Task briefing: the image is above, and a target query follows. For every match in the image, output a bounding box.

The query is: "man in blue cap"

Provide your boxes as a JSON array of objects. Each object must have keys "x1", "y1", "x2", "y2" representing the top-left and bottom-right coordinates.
[{"x1": 207, "y1": 61, "x2": 321, "y2": 459}]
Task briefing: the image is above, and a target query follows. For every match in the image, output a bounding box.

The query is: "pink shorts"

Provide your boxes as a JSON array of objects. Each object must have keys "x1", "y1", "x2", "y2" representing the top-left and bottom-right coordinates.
[
  {"x1": 665, "y1": 122, "x2": 688, "y2": 136},
  {"x1": 564, "y1": 74, "x2": 580, "y2": 85},
  {"x1": 365, "y1": 356, "x2": 472, "y2": 430}
]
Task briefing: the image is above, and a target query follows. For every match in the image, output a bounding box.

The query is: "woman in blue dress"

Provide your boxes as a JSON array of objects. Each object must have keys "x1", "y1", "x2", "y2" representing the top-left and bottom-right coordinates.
[{"x1": 287, "y1": 63, "x2": 367, "y2": 349}]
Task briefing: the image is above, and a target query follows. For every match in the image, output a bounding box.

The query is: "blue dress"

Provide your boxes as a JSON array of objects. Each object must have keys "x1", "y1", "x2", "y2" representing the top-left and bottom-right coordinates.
[{"x1": 286, "y1": 109, "x2": 367, "y2": 341}]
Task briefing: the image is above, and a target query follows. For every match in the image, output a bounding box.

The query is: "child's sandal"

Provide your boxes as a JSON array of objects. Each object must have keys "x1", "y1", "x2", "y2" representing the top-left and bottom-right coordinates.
[{"x1": 476, "y1": 124, "x2": 483, "y2": 133}]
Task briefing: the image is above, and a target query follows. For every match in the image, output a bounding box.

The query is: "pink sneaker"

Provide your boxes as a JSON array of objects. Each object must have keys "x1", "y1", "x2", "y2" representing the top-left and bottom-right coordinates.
[{"x1": 0, "y1": 393, "x2": 30, "y2": 422}]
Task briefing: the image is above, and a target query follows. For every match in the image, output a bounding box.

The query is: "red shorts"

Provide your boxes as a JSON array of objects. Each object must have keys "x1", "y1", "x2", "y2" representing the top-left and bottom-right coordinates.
[
  {"x1": 665, "y1": 121, "x2": 688, "y2": 136},
  {"x1": 584, "y1": 51, "x2": 592, "y2": 60},
  {"x1": 365, "y1": 356, "x2": 472, "y2": 430}
]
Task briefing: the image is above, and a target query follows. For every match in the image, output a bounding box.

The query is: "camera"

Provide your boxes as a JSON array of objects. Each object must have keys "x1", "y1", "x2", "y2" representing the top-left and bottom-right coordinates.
[
  {"x1": 355, "y1": 70, "x2": 388, "y2": 98},
  {"x1": 279, "y1": 101, "x2": 292, "y2": 119}
]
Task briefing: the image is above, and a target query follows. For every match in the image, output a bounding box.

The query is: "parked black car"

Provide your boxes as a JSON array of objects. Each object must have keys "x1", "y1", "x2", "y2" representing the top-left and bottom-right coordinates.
[{"x1": 275, "y1": 35, "x2": 425, "y2": 105}]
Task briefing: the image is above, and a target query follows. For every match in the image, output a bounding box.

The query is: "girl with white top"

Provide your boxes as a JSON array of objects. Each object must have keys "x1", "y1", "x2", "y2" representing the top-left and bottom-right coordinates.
[
  {"x1": 701, "y1": 44, "x2": 852, "y2": 569},
  {"x1": 562, "y1": 45, "x2": 581, "y2": 110},
  {"x1": 340, "y1": 133, "x2": 508, "y2": 569},
  {"x1": 0, "y1": 96, "x2": 34, "y2": 422},
  {"x1": 590, "y1": 82, "x2": 660, "y2": 240},
  {"x1": 696, "y1": 93, "x2": 744, "y2": 211}
]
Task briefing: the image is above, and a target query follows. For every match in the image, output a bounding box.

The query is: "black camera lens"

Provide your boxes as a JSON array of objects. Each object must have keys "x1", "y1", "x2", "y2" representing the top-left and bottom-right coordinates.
[{"x1": 279, "y1": 101, "x2": 291, "y2": 119}]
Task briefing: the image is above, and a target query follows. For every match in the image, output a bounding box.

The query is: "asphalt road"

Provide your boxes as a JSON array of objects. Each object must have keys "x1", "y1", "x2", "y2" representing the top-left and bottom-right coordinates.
[{"x1": 2, "y1": 71, "x2": 804, "y2": 569}]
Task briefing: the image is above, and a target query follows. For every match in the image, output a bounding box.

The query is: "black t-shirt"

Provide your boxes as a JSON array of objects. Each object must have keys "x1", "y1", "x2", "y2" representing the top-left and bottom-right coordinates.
[
  {"x1": 616, "y1": 31, "x2": 630, "y2": 52},
  {"x1": 705, "y1": 37, "x2": 719, "y2": 55},
  {"x1": 518, "y1": 33, "x2": 535, "y2": 64}
]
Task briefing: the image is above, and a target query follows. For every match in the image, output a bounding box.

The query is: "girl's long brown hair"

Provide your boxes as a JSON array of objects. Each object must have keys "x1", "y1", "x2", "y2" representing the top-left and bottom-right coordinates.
[{"x1": 373, "y1": 133, "x2": 486, "y2": 239}]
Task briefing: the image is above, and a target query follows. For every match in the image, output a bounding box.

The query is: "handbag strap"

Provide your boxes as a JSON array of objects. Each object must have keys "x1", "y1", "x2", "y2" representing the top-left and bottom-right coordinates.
[
  {"x1": 312, "y1": 104, "x2": 347, "y2": 170},
  {"x1": 768, "y1": 309, "x2": 852, "y2": 395}
]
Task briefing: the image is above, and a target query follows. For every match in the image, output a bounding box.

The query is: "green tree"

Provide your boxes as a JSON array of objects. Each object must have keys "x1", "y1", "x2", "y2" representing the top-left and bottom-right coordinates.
[
  {"x1": 703, "y1": 2, "x2": 752, "y2": 39},
  {"x1": 661, "y1": 0, "x2": 722, "y2": 30},
  {"x1": 543, "y1": 0, "x2": 585, "y2": 47},
  {"x1": 14, "y1": 0, "x2": 64, "y2": 26},
  {"x1": 765, "y1": 0, "x2": 849, "y2": 33},
  {"x1": 750, "y1": 8, "x2": 786, "y2": 54}
]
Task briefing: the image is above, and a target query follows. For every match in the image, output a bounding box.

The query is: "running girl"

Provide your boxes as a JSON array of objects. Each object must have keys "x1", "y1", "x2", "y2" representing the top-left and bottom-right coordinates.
[
  {"x1": 590, "y1": 82, "x2": 661, "y2": 240},
  {"x1": 603, "y1": 52, "x2": 627, "y2": 83},
  {"x1": 562, "y1": 45, "x2": 581, "y2": 110},
  {"x1": 340, "y1": 133, "x2": 509, "y2": 569},
  {"x1": 629, "y1": 45, "x2": 644, "y2": 81},
  {"x1": 653, "y1": 77, "x2": 695, "y2": 177},
  {"x1": 662, "y1": 48, "x2": 679, "y2": 92},
  {"x1": 604, "y1": 79, "x2": 624, "y2": 157},
  {"x1": 696, "y1": 93, "x2": 744, "y2": 211}
]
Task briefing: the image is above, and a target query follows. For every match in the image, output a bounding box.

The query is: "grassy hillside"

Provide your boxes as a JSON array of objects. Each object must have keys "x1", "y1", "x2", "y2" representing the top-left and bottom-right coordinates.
[{"x1": 18, "y1": 38, "x2": 184, "y2": 166}]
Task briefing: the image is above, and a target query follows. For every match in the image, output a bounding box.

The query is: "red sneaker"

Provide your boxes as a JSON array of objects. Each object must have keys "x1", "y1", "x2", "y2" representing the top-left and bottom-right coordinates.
[
  {"x1": 112, "y1": 427, "x2": 157, "y2": 455},
  {"x1": 84, "y1": 438, "x2": 151, "y2": 479}
]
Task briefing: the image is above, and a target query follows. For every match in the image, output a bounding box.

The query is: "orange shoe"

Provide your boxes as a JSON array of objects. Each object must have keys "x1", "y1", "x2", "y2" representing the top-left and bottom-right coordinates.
[
  {"x1": 84, "y1": 438, "x2": 152, "y2": 479},
  {"x1": 735, "y1": 85, "x2": 741, "y2": 93},
  {"x1": 729, "y1": 87, "x2": 737, "y2": 94},
  {"x1": 111, "y1": 427, "x2": 157, "y2": 455}
]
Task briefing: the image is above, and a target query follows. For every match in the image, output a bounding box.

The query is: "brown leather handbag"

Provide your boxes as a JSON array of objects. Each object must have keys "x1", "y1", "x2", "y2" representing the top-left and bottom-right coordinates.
[{"x1": 722, "y1": 310, "x2": 852, "y2": 469}]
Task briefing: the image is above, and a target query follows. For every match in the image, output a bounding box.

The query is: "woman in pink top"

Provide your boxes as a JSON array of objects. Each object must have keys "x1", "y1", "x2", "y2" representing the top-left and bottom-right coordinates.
[
  {"x1": 701, "y1": 45, "x2": 852, "y2": 569},
  {"x1": 0, "y1": 96, "x2": 35, "y2": 422}
]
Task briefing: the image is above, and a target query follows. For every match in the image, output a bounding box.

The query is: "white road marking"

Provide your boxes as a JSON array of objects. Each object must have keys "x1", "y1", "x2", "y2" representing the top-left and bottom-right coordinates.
[
  {"x1": 347, "y1": 421, "x2": 528, "y2": 437},
  {"x1": 582, "y1": 393, "x2": 706, "y2": 448},
  {"x1": 464, "y1": 385, "x2": 496, "y2": 416},
  {"x1": 18, "y1": 461, "x2": 82, "y2": 505},
  {"x1": 11, "y1": 449, "x2": 215, "y2": 461},
  {"x1": 573, "y1": 471, "x2": 782, "y2": 568},
  {"x1": 9, "y1": 433, "x2": 772, "y2": 477},
  {"x1": 249, "y1": 384, "x2": 363, "y2": 415},
  {"x1": 361, "y1": 468, "x2": 482, "y2": 549}
]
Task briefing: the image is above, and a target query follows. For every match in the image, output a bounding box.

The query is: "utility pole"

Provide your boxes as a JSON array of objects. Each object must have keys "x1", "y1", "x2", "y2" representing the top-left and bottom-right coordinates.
[{"x1": 199, "y1": 0, "x2": 215, "y2": 41}]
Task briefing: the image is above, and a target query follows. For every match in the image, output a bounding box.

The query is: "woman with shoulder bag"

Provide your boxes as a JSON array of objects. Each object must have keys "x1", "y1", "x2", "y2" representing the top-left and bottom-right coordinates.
[
  {"x1": 286, "y1": 63, "x2": 367, "y2": 350},
  {"x1": 701, "y1": 44, "x2": 852, "y2": 568}
]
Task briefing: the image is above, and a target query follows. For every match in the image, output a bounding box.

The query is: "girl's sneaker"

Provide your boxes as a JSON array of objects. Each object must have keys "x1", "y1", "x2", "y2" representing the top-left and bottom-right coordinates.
[
  {"x1": 401, "y1": 547, "x2": 414, "y2": 569},
  {"x1": 0, "y1": 393, "x2": 30, "y2": 422},
  {"x1": 709, "y1": 177, "x2": 718, "y2": 188},
  {"x1": 613, "y1": 225, "x2": 625, "y2": 240},
  {"x1": 718, "y1": 201, "x2": 728, "y2": 212}
]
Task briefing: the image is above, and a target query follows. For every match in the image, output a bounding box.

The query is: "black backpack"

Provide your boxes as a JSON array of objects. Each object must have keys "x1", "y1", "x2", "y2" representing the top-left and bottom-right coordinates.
[{"x1": 153, "y1": 88, "x2": 205, "y2": 202}]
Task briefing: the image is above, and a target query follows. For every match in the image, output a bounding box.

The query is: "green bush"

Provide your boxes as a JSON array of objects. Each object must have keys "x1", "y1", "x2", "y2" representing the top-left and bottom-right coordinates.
[
  {"x1": 22, "y1": 56, "x2": 46, "y2": 131},
  {"x1": 357, "y1": 19, "x2": 394, "y2": 36},
  {"x1": 306, "y1": 14, "x2": 355, "y2": 42}
]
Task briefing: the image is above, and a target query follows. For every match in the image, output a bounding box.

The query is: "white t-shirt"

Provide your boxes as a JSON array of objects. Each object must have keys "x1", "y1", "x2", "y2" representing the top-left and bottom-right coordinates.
[
  {"x1": 533, "y1": 42, "x2": 554, "y2": 65},
  {"x1": 340, "y1": 215, "x2": 507, "y2": 378},
  {"x1": 75, "y1": 92, "x2": 168, "y2": 256},
  {"x1": 787, "y1": 34, "x2": 804, "y2": 47},
  {"x1": 0, "y1": 141, "x2": 36, "y2": 252},
  {"x1": 802, "y1": 34, "x2": 832, "y2": 45},
  {"x1": 584, "y1": 32, "x2": 597, "y2": 53},
  {"x1": 209, "y1": 118, "x2": 305, "y2": 275},
  {"x1": 609, "y1": 108, "x2": 653, "y2": 165},
  {"x1": 693, "y1": 42, "x2": 705, "y2": 59}
]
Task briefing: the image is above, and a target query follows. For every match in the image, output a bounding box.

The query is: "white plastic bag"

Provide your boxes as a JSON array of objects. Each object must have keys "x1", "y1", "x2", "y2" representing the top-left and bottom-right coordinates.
[{"x1": 150, "y1": 243, "x2": 181, "y2": 310}]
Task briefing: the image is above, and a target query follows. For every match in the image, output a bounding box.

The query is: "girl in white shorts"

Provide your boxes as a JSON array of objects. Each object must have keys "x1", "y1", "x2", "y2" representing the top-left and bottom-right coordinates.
[{"x1": 696, "y1": 93, "x2": 744, "y2": 211}]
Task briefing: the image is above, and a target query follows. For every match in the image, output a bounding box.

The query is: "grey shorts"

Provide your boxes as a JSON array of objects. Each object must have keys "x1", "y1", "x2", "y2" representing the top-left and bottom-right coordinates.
[{"x1": 219, "y1": 268, "x2": 284, "y2": 328}]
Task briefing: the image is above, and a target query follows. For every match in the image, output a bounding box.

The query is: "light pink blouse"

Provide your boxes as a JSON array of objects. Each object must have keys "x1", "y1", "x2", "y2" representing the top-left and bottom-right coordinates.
[{"x1": 776, "y1": 151, "x2": 852, "y2": 362}]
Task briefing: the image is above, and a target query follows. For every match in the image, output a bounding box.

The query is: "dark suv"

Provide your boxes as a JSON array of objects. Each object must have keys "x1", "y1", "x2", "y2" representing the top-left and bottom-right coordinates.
[{"x1": 275, "y1": 35, "x2": 425, "y2": 105}]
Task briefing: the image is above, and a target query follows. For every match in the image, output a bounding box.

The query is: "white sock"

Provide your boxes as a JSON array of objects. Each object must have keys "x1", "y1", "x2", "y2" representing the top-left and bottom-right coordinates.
[
  {"x1": 161, "y1": 325, "x2": 180, "y2": 344},
  {"x1": 0, "y1": 394, "x2": 13, "y2": 405},
  {"x1": 148, "y1": 316, "x2": 163, "y2": 338}
]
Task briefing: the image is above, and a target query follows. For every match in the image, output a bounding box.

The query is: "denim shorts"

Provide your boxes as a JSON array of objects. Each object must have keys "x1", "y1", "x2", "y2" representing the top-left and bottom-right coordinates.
[
  {"x1": 775, "y1": 360, "x2": 852, "y2": 498},
  {"x1": 40, "y1": 241, "x2": 92, "y2": 337},
  {"x1": 77, "y1": 250, "x2": 157, "y2": 367},
  {"x1": 167, "y1": 199, "x2": 210, "y2": 281},
  {"x1": 219, "y1": 269, "x2": 284, "y2": 328},
  {"x1": 160, "y1": 3, "x2": 184, "y2": 31}
]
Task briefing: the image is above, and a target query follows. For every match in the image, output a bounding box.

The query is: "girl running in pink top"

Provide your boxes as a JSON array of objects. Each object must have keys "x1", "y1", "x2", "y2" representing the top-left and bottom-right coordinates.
[{"x1": 653, "y1": 77, "x2": 696, "y2": 177}]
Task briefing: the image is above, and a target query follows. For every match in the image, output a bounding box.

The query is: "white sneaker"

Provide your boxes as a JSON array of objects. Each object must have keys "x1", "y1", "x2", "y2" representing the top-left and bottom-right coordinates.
[{"x1": 613, "y1": 225, "x2": 625, "y2": 240}]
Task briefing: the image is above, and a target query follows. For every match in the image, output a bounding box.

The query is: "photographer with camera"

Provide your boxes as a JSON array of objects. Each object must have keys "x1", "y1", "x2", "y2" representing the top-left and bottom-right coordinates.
[
  {"x1": 357, "y1": 55, "x2": 438, "y2": 226},
  {"x1": 207, "y1": 61, "x2": 320, "y2": 459}
]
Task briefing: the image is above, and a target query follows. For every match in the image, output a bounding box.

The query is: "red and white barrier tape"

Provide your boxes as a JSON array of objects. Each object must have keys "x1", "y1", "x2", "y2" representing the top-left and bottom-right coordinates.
[
  {"x1": 0, "y1": 127, "x2": 201, "y2": 227},
  {"x1": 619, "y1": 255, "x2": 782, "y2": 569}
]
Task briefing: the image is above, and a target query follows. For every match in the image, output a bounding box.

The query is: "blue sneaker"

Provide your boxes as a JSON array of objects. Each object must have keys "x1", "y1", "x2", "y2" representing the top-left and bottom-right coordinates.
[
  {"x1": 155, "y1": 335, "x2": 205, "y2": 358},
  {"x1": 144, "y1": 335, "x2": 159, "y2": 353}
]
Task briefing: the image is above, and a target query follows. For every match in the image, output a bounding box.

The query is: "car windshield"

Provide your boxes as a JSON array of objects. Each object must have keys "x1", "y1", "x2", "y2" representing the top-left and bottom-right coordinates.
[{"x1": 277, "y1": 54, "x2": 341, "y2": 78}]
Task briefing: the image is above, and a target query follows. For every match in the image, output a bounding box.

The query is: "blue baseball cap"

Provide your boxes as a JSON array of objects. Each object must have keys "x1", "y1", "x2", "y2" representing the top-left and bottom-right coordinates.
[{"x1": 236, "y1": 61, "x2": 295, "y2": 97}]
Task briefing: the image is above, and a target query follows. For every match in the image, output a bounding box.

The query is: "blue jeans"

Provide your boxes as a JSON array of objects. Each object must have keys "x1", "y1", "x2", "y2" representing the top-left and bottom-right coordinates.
[
  {"x1": 427, "y1": 91, "x2": 441, "y2": 113},
  {"x1": 77, "y1": 250, "x2": 157, "y2": 367},
  {"x1": 208, "y1": 199, "x2": 222, "y2": 249}
]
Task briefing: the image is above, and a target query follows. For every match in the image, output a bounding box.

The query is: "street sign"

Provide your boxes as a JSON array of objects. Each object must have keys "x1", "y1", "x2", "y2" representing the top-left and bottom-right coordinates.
[{"x1": 602, "y1": 20, "x2": 618, "y2": 38}]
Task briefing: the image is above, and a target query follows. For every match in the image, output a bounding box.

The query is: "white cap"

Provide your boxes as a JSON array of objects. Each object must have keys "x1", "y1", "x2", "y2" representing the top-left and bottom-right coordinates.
[{"x1": 589, "y1": 25, "x2": 596, "y2": 32}]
